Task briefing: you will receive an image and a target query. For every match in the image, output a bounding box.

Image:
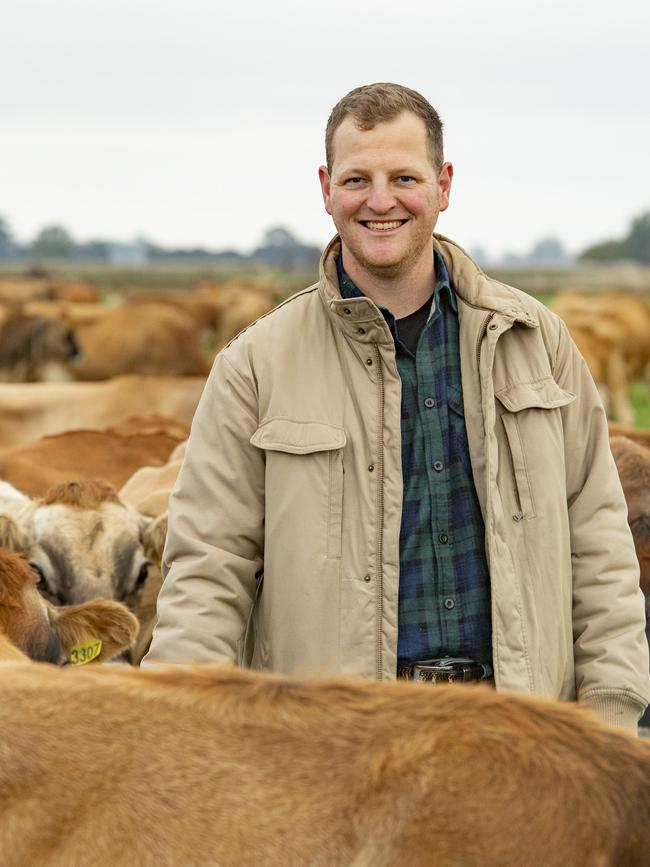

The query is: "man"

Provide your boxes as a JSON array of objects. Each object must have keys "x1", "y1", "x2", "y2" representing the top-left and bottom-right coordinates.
[{"x1": 144, "y1": 83, "x2": 649, "y2": 732}]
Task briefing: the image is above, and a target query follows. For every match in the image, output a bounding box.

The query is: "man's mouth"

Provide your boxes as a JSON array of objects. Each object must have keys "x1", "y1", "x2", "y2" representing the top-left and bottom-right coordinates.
[{"x1": 360, "y1": 220, "x2": 407, "y2": 231}]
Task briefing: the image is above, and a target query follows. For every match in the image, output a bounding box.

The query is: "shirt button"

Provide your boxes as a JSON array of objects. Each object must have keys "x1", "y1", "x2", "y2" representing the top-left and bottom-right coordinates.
[
  {"x1": 424, "y1": 397, "x2": 437, "y2": 409},
  {"x1": 438, "y1": 532, "x2": 449, "y2": 544},
  {"x1": 444, "y1": 598, "x2": 455, "y2": 610},
  {"x1": 433, "y1": 461, "x2": 444, "y2": 472}
]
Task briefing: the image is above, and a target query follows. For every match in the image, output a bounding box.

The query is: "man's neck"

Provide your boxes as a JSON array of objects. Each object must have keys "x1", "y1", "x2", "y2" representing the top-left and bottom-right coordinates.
[{"x1": 341, "y1": 249, "x2": 435, "y2": 319}]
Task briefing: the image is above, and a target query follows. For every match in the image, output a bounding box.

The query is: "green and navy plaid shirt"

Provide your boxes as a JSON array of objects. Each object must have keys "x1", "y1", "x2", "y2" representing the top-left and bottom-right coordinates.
[{"x1": 337, "y1": 252, "x2": 492, "y2": 666}]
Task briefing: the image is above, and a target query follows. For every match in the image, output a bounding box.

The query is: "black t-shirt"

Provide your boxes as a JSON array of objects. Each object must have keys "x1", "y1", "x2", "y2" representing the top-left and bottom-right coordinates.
[{"x1": 395, "y1": 295, "x2": 433, "y2": 356}]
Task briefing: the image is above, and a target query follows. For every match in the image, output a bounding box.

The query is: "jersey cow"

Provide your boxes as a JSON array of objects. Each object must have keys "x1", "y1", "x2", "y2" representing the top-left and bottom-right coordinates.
[
  {"x1": 0, "y1": 375, "x2": 204, "y2": 448},
  {"x1": 0, "y1": 547, "x2": 138, "y2": 663},
  {"x1": 0, "y1": 480, "x2": 166, "y2": 616},
  {"x1": 0, "y1": 423, "x2": 188, "y2": 498},
  {"x1": 0, "y1": 665, "x2": 649, "y2": 867}
]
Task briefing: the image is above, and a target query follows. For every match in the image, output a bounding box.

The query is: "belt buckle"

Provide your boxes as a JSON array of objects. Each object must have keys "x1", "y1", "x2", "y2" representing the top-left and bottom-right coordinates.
[{"x1": 411, "y1": 656, "x2": 480, "y2": 684}]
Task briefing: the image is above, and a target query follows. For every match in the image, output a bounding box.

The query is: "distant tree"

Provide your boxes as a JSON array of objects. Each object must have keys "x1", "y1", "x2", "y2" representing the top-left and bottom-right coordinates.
[
  {"x1": 579, "y1": 210, "x2": 650, "y2": 263},
  {"x1": 32, "y1": 224, "x2": 75, "y2": 259},
  {"x1": 625, "y1": 211, "x2": 650, "y2": 264},
  {"x1": 0, "y1": 216, "x2": 14, "y2": 257},
  {"x1": 528, "y1": 236, "x2": 571, "y2": 265},
  {"x1": 578, "y1": 238, "x2": 629, "y2": 262}
]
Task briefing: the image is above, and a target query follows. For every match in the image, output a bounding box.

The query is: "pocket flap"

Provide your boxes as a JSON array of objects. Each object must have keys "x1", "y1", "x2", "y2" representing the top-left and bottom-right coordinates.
[
  {"x1": 250, "y1": 418, "x2": 347, "y2": 454},
  {"x1": 495, "y1": 378, "x2": 576, "y2": 412}
]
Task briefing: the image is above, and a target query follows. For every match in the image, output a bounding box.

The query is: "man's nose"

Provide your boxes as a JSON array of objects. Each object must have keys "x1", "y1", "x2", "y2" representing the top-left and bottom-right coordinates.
[{"x1": 366, "y1": 182, "x2": 397, "y2": 213}]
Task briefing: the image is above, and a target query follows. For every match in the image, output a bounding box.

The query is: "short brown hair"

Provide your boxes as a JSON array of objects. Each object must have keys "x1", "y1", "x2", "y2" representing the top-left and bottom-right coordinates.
[{"x1": 325, "y1": 83, "x2": 444, "y2": 172}]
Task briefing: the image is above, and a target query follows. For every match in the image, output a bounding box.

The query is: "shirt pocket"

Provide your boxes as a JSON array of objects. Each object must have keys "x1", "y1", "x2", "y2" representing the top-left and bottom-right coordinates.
[
  {"x1": 495, "y1": 378, "x2": 575, "y2": 521},
  {"x1": 250, "y1": 418, "x2": 347, "y2": 559}
]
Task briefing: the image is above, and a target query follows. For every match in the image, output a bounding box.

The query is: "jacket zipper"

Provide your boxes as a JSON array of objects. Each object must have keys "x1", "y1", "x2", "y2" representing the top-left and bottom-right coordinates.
[{"x1": 373, "y1": 344, "x2": 385, "y2": 680}]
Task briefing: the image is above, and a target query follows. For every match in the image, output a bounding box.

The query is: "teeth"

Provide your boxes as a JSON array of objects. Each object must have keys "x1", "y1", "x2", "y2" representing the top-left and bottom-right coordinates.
[{"x1": 365, "y1": 221, "x2": 403, "y2": 231}]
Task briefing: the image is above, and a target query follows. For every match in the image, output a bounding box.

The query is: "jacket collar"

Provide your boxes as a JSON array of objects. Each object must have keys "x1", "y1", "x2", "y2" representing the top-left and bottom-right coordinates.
[{"x1": 318, "y1": 235, "x2": 539, "y2": 333}]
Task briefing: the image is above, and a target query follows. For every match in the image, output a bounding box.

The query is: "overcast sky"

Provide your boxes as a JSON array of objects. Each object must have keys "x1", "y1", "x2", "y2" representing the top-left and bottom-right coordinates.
[{"x1": 2, "y1": 0, "x2": 649, "y2": 260}]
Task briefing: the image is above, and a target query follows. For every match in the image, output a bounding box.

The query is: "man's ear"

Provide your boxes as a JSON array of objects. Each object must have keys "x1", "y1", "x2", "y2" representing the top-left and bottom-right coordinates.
[
  {"x1": 437, "y1": 161, "x2": 453, "y2": 212},
  {"x1": 318, "y1": 165, "x2": 333, "y2": 215}
]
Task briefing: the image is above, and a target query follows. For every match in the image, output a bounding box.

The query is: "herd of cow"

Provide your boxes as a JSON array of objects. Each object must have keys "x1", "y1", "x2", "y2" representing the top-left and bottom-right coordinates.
[{"x1": 1, "y1": 273, "x2": 650, "y2": 865}]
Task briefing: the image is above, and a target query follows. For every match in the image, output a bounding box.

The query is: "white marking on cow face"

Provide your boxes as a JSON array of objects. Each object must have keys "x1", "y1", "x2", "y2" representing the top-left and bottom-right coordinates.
[{"x1": 28, "y1": 501, "x2": 152, "y2": 607}]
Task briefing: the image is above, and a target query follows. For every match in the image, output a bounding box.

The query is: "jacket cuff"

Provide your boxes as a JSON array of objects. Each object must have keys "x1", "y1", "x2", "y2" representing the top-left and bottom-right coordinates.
[{"x1": 580, "y1": 692, "x2": 645, "y2": 735}]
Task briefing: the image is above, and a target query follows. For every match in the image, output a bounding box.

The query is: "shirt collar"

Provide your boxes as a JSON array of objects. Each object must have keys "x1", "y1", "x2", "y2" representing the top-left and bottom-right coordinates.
[{"x1": 336, "y1": 248, "x2": 457, "y2": 315}]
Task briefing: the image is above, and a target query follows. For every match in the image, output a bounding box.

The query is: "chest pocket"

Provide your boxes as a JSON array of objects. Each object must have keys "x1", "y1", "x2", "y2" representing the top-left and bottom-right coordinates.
[
  {"x1": 250, "y1": 418, "x2": 347, "y2": 559},
  {"x1": 495, "y1": 378, "x2": 575, "y2": 520}
]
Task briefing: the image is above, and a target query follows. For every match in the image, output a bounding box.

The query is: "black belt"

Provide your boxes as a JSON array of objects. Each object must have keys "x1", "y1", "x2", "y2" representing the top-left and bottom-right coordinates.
[{"x1": 397, "y1": 656, "x2": 493, "y2": 683}]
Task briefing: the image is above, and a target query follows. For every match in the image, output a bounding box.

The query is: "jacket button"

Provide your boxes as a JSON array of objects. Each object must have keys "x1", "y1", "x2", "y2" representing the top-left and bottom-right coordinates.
[
  {"x1": 363, "y1": 574, "x2": 372, "y2": 582},
  {"x1": 368, "y1": 464, "x2": 375, "y2": 472},
  {"x1": 357, "y1": 327, "x2": 366, "y2": 334},
  {"x1": 438, "y1": 532, "x2": 449, "y2": 544},
  {"x1": 343, "y1": 307, "x2": 352, "y2": 315},
  {"x1": 488, "y1": 323, "x2": 498, "y2": 330},
  {"x1": 366, "y1": 358, "x2": 373, "y2": 366},
  {"x1": 444, "y1": 598, "x2": 455, "y2": 610}
]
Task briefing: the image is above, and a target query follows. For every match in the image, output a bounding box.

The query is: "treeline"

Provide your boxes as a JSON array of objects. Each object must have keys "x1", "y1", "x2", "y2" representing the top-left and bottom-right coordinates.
[
  {"x1": 1, "y1": 210, "x2": 649, "y2": 267},
  {"x1": 578, "y1": 212, "x2": 650, "y2": 264},
  {"x1": 0, "y1": 222, "x2": 321, "y2": 270}
]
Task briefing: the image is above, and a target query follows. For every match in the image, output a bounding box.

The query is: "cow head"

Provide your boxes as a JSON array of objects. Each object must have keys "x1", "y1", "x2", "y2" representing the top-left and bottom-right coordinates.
[
  {"x1": 0, "y1": 546, "x2": 138, "y2": 662},
  {"x1": 0, "y1": 480, "x2": 167, "y2": 610}
]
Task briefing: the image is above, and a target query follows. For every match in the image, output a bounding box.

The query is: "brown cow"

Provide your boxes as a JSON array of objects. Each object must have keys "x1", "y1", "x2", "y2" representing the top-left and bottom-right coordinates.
[
  {"x1": 552, "y1": 292, "x2": 650, "y2": 424},
  {"x1": 610, "y1": 435, "x2": 650, "y2": 597},
  {"x1": 0, "y1": 422, "x2": 188, "y2": 497},
  {"x1": 0, "y1": 547, "x2": 138, "y2": 663},
  {"x1": 609, "y1": 422, "x2": 650, "y2": 450},
  {"x1": 0, "y1": 312, "x2": 80, "y2": 381},
  {"x1": 0, "y1": 479, "x2": 166, "y2": 611},
  {"x1": 70, "y1": 303, "x2": 210, "y2": 379},
  {"x1": 0, "y1": 376, "x2": 204, "y2": 448},
  {"x1": 1, "y1": 665, "x2": 649, "y2": 866}
]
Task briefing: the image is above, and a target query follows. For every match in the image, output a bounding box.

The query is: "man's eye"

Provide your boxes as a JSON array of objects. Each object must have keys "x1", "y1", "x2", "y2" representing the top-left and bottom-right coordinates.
[
  {"x1": 397, "y1": 176, "x2": 416, "y2": 183},
  {"x1": 344, "y1": 177, "x2": 364, "y2": 186}
]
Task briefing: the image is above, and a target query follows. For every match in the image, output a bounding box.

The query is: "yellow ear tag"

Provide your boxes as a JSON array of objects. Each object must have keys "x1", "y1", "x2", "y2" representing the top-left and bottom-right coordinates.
[{"x1": 68, "y1": 638, "x2": 103, "y2": 666}]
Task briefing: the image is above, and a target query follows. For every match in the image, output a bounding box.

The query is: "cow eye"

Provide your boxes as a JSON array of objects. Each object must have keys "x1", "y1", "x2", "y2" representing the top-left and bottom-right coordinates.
[
  {"x1": 29, "y1": 562, "x2": 46, "y2": 585},
  {"x1": 136, "y1": 561, "x2": 150, "y2": 586}
]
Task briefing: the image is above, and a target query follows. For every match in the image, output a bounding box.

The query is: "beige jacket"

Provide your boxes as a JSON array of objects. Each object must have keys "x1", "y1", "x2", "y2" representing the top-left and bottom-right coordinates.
[{"x1": 145, "y1": 235, "x2": 650, "y2": 730}]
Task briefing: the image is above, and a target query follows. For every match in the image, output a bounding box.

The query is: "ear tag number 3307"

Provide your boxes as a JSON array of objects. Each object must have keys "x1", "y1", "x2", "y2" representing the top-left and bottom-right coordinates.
[{"x1": 69, "y1": 638, "x2": 102, "y2": 666}]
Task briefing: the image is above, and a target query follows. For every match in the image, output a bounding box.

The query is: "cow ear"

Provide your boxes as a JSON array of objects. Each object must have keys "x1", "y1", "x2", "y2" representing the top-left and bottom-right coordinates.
[
  {"x1": 140, "y1": 512, "x2": 168, "y2": 562},
  {"x1": 0, "y1": 514, "x2": 32, "y2": 553},
  {"x1": 48, "y1": 598, "x2": 139, "y2": 662}
]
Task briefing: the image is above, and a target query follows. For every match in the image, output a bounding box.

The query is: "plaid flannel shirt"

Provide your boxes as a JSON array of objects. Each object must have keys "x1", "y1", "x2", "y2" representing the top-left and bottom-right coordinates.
[{"x1": 337, "y1": 252, "x2": 492, "y2": 665}]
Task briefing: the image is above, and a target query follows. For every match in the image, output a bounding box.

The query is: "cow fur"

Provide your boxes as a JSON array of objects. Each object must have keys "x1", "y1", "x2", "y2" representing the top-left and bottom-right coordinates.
[{"x1": 0, "y1": 664, "x2": 649, "y2": 866}]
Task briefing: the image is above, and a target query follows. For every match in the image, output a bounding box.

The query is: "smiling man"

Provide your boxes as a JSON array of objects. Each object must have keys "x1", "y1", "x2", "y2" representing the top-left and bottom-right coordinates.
[{"x1": 145, "y1": 83, "x2": 649, "y2": 733}]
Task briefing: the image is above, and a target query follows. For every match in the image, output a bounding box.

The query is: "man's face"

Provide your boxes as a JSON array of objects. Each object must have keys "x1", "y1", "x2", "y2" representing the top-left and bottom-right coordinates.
[{"x1": 319, "y1": 111, "x2": 452, "y2": 282}]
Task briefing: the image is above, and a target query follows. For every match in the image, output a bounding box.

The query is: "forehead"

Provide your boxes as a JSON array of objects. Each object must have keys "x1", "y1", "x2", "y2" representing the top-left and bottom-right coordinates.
[{"x1": 330, "y1": 111, "x2": 432, "y2": 173}]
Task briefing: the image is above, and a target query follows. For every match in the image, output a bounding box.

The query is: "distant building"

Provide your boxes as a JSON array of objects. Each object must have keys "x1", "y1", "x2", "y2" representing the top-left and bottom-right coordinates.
[{"x1": 107, "y1": 239, "x2": 149, "y2": 266}]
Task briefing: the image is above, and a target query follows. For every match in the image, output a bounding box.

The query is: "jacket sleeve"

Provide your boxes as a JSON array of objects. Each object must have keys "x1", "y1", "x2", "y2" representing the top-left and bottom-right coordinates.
[
  {"x1": 553, "y1": 318, "x2": 650, "y2": 730},
  {"x1": 142, "y1": 348, "x2": 264, "y2": 665}
]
